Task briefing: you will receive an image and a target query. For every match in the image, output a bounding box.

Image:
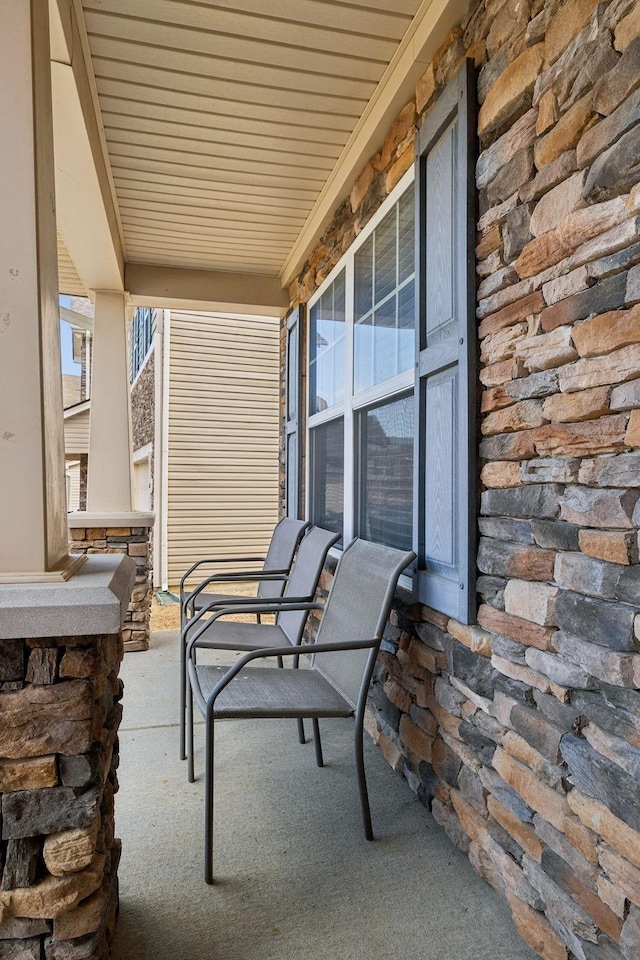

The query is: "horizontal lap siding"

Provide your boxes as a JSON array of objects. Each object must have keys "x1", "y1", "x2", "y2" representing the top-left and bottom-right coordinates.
[
  {"x1": 64, "y1": 408, "x2": 90, "y2": 456},
  {"x1": 167, "y1": 311, "x2": 280, "y2": 586}
]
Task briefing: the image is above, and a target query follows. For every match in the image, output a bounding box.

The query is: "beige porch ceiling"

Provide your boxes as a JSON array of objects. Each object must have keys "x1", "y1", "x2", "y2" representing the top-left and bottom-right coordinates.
[{"x1": 75, "y1": 0, "x2": 431, "y2": 286}]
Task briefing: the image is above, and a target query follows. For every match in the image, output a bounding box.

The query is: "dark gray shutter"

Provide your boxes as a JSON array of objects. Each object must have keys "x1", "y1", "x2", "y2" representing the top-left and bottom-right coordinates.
[
  {"x1": 285, "y1": 305, "x2": 303, "y2": 519},
  {"x1": 414, "y1": 60, "x2": 476, "y2": 624}
]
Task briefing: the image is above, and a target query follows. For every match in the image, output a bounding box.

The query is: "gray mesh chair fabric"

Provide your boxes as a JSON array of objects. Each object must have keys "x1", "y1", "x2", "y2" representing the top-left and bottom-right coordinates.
[
  {"x1": 186, "y1": 538, "x2": 415, "y2": 883},
  {"x1": 180, "y1": 525, "x2": 339, "y2": 761},
  {"x1": 311, "y1": 539, "x2": 411, "y2": 707}
]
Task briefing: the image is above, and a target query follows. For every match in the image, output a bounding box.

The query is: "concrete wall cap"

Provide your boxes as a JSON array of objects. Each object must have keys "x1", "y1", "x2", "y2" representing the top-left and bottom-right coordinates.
[
  {"x1": 0, "y1": 555, "x2": 136, "y2": 638},
  {"x1": 67, "y1": 511, "x2": 155, "y2": 527}
]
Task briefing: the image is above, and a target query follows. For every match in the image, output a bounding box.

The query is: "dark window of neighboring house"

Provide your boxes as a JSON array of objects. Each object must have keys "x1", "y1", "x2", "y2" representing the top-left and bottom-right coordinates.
[{"x1": 130, "y1": 307, "x2": 153, "y2": 383}]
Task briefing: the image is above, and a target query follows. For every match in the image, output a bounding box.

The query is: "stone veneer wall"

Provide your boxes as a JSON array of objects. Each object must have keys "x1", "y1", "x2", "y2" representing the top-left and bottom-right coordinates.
[
  {"x1": 291, "y1": 0, "x2": 640, "y2": 957},
  {"x1": 70, "y1": 528, "x2": 152, "y2": 653},
  {"x1": 131, "y1": 350, "x2": 155, "y2": 458},
  {"x1": 131, "y1": 349, "x2": 155, "y2": 595},
  {"x1": 0, "y1": 630, "x2": 124, "y2": 957}
]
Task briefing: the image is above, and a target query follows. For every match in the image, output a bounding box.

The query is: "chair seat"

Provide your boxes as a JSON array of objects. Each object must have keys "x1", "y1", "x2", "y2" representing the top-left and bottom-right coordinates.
[
  {"x1": 187, "y1": 621, "x2": 287, "y2": 651},
  {"x1": 196, "y1": 664, "x2": 354, "y2": 720}
]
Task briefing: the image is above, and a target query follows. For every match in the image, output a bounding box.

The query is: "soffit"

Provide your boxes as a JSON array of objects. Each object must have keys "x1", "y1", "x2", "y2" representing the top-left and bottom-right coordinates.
[{"x1": 78, "y1": 0, "x2": 423, "y2": 280}]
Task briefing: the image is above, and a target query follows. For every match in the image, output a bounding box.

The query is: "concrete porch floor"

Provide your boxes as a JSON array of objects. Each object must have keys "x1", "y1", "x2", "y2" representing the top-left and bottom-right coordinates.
[{"x1": 112, "y1": 630, "x2": 536, "y2": 960}]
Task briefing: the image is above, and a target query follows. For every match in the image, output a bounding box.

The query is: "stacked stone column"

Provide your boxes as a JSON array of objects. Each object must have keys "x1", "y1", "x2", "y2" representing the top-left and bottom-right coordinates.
[
  {"x1": 0, "y1": 556, "x2": 134, "y2": 959},
  {"x1": 68, "y1": 518, "x2": 154, "y2": 653}
]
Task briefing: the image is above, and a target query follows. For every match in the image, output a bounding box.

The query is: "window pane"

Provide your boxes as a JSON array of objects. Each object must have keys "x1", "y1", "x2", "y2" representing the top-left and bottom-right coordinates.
[
  {"x1": 310, "y1": 418, "x2": 344, "y2": 537},
  {"x1": 373, "y1": 295, "x2": 397, "y2": 386},
  {"x1": 398, "y1": 185, "x2": 415, "y2": 283},
  {"x1": 286, "y1": 432, "x2": 298, "y2": 518},
  {"x1": 359, "y1": 396, "x2": 413, "y2": 551},
  {"x1": 287, "y1": 324, "x2": 298, "y2": 421},
  {"x1": 374, "y1": 208, "x2": 397, "y2": 305},
  {"x1": 309, "y1": 271, "x2": 346, "y2": 413},
  {"x1": 353, "y1": 183, "x2": 415, "y2": 393},
  {"x1": 397, "y1": 281, "x2": 415, "y2": 374},
  {"x1": 354, "y1": 236, "x2": 373, "y2": 321}
]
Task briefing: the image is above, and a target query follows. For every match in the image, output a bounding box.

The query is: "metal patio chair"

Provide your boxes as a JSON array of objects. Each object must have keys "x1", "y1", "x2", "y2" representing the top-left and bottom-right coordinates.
[
  {"x1": 186, "y1": 538, "x2": 415, "y2": 884},
  {"x1": 180, "y1": 516, "x2": 309, "y2": 626},
  {"x1": 180, "y1": 525, "x2": 340, "y2": 762},
  {"x1": 178, "y1": 517, "x2": 309, "y2": 758}
]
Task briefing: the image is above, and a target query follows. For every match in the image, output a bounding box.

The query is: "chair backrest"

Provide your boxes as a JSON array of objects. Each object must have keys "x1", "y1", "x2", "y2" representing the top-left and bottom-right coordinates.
[
  {"x1": 276, "y1": 526, "x2": 341, "y2": 644},
  {"x1": 311, "y1": 539, "x2": 415, "y2": 710},
  {"x1": 256, "y1": 518, "x2": 309, "y2": 600}
]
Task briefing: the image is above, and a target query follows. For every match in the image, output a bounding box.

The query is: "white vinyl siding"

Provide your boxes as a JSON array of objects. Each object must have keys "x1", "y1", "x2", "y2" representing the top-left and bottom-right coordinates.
[
  {"x1": 64, "y1": 405, "x2": 90, "y2": 456},
  {"x1": 167, "y1": 311, "x2": 280, "y2": 587},
  {"x1": 66, "y1": 460, "x2": 81, "y2": 513}
]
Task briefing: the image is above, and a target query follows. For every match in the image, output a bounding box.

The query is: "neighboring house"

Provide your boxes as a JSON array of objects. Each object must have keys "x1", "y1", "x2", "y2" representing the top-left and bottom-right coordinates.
[
  {"x1": 62, "y1": 296, "x2": 93, "y2": 511},
  {"x1": 130, "y1": 307, "x2": 280, "y2": 590},
  {"x1": 62, "y1": 372, "x2": 83, "y2": 511}
]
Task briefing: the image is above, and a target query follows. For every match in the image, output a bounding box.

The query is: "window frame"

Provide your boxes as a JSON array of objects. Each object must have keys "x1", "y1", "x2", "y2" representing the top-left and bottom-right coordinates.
[
  {"x1": 305, "y1": 167, "x2": 416, "y2": 552},
  {"x1": 284, "y1": 305, "x2": 303, "y2": 519}
]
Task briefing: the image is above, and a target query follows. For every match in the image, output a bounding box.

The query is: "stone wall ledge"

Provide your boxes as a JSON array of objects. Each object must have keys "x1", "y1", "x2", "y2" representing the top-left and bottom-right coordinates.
[
  {"x1": 0, "y1": 555, "x2": 136, "y2": 639},
  {"x1": 67, "y1": 511, "x2": 155, "y2": 528}
]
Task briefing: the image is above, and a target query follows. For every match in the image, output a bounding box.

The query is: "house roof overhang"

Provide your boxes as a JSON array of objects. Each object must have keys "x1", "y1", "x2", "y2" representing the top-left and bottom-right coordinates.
[{"x1": 52, "y1": 0, "x2": 466, "y2": 315}]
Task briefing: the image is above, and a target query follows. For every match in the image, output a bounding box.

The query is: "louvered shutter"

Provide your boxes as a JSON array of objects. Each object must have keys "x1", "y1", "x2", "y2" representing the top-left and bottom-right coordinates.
[{"x1": 414, "y1": 60, "x2": 477, "y2": 624}]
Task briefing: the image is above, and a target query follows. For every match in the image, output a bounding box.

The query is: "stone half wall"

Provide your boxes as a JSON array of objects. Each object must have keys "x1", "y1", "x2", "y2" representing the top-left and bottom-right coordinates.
[
  {"x1": 0, "y1": 557, "x2": 135, "y2": 960},
  {"x1": 70, "y1": 527, "x2": 152, "y2": 653},
  {"x1": 290, "y1": 0, "x2": 640, "y2": 957}
]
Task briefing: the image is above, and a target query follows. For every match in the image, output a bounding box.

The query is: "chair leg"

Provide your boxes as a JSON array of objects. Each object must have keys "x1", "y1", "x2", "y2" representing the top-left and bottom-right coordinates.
[
  {"x1": 187, "y1": 666, "x2": 195, "y2": 784},
  {"x1": 297, "y1": 718, "x2": 306, "y2": 744},
  {"x1": 204, "y1": 713, "x2": 215, "y2": 885},
  {"x1": 355, "y1": 714, "x2": 373, "y2": 841},
  {"x1": 312, "y1": 718, "x2": 323, "y2": 767},
  {"x1": 179, "y1": 633, "x2": 186, "y2": 761}
]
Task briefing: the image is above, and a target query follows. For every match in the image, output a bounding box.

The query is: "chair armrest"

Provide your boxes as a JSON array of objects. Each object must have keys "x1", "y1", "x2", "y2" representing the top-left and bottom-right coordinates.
[
  {"x1": 182, "y1": 570, "x2": 289, "y2": 611},
  {"x1": 179, "y1": 555, "x2": 267, "y2": 597},
  {"x1": 184, "y1": 601, "x2": 324, "y2": 652}
]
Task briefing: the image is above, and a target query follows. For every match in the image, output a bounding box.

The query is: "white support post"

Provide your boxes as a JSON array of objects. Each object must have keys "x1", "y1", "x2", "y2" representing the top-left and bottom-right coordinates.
[
  {"x1": 0, "y1": 0, "x2": 80, "y2": 582},
  {"x1": 87, "y1": 291, "x2": 134, "y2": 513}
]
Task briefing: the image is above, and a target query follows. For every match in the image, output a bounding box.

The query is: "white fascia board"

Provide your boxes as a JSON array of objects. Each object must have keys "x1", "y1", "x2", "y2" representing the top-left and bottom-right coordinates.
[
  {"x1": 63, "y1": 399, "x2": 91, "y2": 419},
  {"x1": 125, "y1": 263, "x2": 289, "y2": 318},
  {"x1": 280, "y1": 0, "x2": 467, "y2": 288},
  {"x1": 60, "y1": 305, "x2": 93, "y2": 332}
]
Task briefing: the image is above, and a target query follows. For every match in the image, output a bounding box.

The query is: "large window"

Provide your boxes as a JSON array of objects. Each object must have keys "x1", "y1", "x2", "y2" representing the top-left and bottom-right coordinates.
[
  {"x1": 307, "y1": 174, "x2": 415, "y2": 552},
  {"x1": 299, "y1": 64, "x2": 476, "y2": 622}
]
